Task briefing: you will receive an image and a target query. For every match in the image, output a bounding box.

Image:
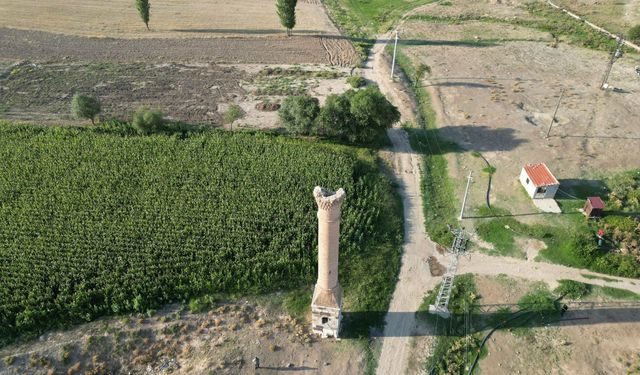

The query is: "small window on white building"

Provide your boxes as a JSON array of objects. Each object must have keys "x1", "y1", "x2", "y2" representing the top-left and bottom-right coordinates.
[
  {"x1": 526, "y1": 178, "x2": 530, "y2": 184},
  {"x1": 322, "y1": 317, "x2": 329, "y2": 324}
]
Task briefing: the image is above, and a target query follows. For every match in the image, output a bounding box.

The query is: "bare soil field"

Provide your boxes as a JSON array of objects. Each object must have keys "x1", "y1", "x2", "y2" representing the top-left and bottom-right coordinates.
[
  {"x1": 0, "y1": 0, "x2": 338, "y2": 39},
  {"x1": 0, "y1": 298, "x2": 366, "y2": 375},
  {"x1": 0, "y1": 28, "x2": 358, "y2": 66},
  {"x1": 475, "y1": 275, "x2": 640, "y2": 375},
  {"x1": 401, "y1": 13, "x2": 640, "y2": 217}
]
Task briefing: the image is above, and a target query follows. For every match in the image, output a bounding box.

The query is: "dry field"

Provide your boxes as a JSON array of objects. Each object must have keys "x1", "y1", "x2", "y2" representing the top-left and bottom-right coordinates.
[
  {"x1": 402, "y1": 1, "x2": 640, "y2": 217},
  {"x1": 0, "y1": 298, "x2": 366, "y2": 375},
  {"x1": 552, "y1": 0, "x2": 640, "y2": 35},
  {"x1": 0, "y1": 0, "x2": 337, "y2": 39},
  {"x1": 0, "y1": 61, "x2": 351, "y2": 126},
  {"x1": 475, "y1": 275, "x2": 640, "y2": 375}
]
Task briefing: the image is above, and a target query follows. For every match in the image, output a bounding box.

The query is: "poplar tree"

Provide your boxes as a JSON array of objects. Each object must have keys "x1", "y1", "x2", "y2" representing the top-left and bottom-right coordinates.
[
  {"x1": 136, "y1": 0, "x2": 151, "y2": 30},
  {"x1": 276, "y1": 0, "x2": 297, "y2": 36}
]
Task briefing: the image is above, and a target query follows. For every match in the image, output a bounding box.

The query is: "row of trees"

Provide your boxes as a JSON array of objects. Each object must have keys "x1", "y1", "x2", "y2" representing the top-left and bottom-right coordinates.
[
  {"x1": 133, "y1": 0, "x2": 298, "y2": 36},
  {"x1": 278, "y1": 85, "x2": 400, "y2": 144}
]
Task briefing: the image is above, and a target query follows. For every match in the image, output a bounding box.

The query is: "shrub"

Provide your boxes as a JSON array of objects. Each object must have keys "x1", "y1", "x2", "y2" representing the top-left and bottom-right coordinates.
[
  {"x1": 628, "y1": 25, "x2": 640, "y2": 44},
  {"x1": 132, "y1": 107, "x2": 164, "y2": 134},
  {"x1": 71, "y1": 94, "x2": 101, "y2": 125},
  {"x1": 346, "y1": 75, "x2": 366, "y2": 88},
  {"x1": 188, "y1": 295, "x2": 217, "y2": 313},
  {"x1": 223, "y1": 104, "x2": 245, "y2": 124},
  {"x1": 603, "y1": 215, "x2": 637, "y2": 232},
  {"x1": 59, "y1": 344, "x2": 72, "y2": 365},
  {"x1": 278, "y1": 95, "x2": 320, "y2": 135},
  {"x1": 570, "y1": 232, "x2": 598, "y2": 265},
  {"x1": 518, "y1": 286, "x2": 560, "y2": 323},
  {"x1": 554, "y1": 280, "x2": 591, "y2": 299}
]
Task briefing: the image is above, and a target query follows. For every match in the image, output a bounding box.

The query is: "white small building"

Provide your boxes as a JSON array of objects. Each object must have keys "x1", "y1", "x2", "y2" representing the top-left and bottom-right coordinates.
[{"x1": 519, "y1": 163, "x2": 559, "y2": 199}]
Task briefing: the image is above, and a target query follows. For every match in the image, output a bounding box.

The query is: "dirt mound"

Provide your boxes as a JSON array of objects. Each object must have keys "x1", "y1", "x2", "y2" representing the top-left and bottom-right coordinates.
[{"x1": 427, "y1": 256, "x2": 446, "y2": 276}]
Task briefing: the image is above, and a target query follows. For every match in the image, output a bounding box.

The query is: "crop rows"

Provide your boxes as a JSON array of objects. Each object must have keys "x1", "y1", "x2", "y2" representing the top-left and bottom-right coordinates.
[{"x1": 0, "y1": 124, "x2": 386, "y2": 341}]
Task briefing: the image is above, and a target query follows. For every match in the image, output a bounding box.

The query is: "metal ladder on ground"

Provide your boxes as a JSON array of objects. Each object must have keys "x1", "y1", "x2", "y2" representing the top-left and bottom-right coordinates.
[{"x1": 429, "y1": 228, "x2": 468, "y2": 318}]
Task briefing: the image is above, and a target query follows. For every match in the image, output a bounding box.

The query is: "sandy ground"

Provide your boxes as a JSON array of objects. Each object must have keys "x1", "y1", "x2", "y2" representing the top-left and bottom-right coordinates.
[
  {"x1": 0, "y1": 0, "x2": 338, "y2": 39},
  {"x1": 0, "y1": 298, "x2": 366, "y2": 375}
]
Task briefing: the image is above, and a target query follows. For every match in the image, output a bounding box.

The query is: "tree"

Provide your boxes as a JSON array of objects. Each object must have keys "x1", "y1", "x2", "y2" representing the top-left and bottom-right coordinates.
[
  {"x1": 71, "y1": 93, "x2": 101, "y2": 125},
  {"x1": 136, "y1": 0, "x2": 151, "y2": 30},
  {"x1": 349, "y1": 85, "x2": 400, "y2": 143},
  {"x1": 276, "y1": 0, "x2": 297, "y2": 36},
  {"x1": 628, "y1": 24, "x2": 640, "y2": 44},
  {"x1": 278, "y1": 95, "x2": 319, "y2": 135},
  {"x1": 317, "y1": 93, "x2": 354, "y2": 139},
  {"x1": 132, "y1": 106, "x2": 164, "y2": 134}
]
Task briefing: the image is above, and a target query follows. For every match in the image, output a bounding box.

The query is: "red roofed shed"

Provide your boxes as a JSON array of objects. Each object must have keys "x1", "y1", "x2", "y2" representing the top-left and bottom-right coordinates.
[{"x1": 519, "y1": 163, "x2": 560, "y2": 199}]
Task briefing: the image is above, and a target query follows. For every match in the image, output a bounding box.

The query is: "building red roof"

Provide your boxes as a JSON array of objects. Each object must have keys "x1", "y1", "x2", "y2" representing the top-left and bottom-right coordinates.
[
  {"x1": 523, "y1": 163, "x2": 559, "y2": 187},
  {"x1": 587, "y1": 196, "x2": 605, "y2": 209}
]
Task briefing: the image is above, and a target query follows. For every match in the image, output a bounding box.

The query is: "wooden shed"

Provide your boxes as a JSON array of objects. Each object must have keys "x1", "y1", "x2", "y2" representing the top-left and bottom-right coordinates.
[{"x1": 584, "y1": 197, "x2": 605, "y2": 218}]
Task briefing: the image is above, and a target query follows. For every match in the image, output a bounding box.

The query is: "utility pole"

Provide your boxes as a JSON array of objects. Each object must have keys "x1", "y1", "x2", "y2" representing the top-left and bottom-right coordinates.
[
  {"x1": 545, "y1": 89, "x2": 565, "y2": 138},
  {"x1": 459, "y1": 171, "x2": 473, "y2": 220},
  {"x1": 390, "y1": 30, "x2": 399, "y2": 79},
  {"x1": 601, "y1": 37, "x2": 625, "y2": 90}
]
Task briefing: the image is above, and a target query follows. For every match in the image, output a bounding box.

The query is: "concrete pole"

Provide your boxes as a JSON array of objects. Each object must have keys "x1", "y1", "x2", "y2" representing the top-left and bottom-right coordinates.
[
  {"x1": 546, "y1": 89, "x2": 565, "y2": 138},
  {"x1": 459, "y1": 171, "x2": 473, "y2": 221},
  {"x1": 390, "y1": 30, "x2": 399, "y2": 79}
]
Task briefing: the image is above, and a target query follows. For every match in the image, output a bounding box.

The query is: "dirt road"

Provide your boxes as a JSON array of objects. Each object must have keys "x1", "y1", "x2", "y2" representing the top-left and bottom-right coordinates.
[
  {"x1": 458, "y1": 253, "x2": 640, "y2": 294},
  {"x1": 361, "y1": 33, "x2": 439, "y2": 375}
]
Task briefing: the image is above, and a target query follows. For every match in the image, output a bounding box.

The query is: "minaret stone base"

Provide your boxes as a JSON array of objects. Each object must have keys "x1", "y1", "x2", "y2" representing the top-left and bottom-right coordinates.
[{"x1": 311, "y1": 284, "x2": 342, "y2": 338}]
